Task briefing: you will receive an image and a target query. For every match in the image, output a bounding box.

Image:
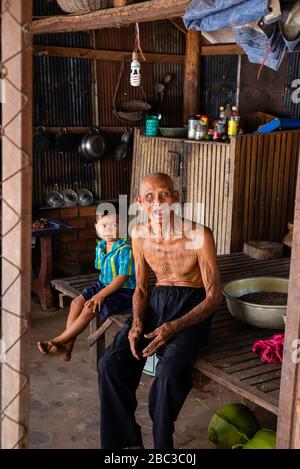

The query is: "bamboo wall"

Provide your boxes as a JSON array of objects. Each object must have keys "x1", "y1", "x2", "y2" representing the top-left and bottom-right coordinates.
[{"x1": 131, "y1": 130, "x2": 300, "y2": 254}]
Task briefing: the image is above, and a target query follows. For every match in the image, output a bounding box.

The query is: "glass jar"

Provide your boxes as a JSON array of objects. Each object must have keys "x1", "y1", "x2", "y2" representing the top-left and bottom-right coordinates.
[
  {"x1": 195, "y1": 124, "x2": 207, "y2": 141},
  {"x1": 188, "y1": 116, "x2": 198, "y2": 139}
]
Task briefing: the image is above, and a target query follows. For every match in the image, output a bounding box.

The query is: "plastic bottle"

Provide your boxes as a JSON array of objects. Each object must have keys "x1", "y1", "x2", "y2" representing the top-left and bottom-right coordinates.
[
  {"x1": 213, "y1": 121, "x2": 224, "y2": 142},
  {"x1": 228, "y1": 106, "x2": 240, "y2": 137},
  {"x1": 219, "y1": 106, "x2": 226, "y2": 123},
  {"x1": 225, "y1": 104, "x2": 232, "y2": 120}
]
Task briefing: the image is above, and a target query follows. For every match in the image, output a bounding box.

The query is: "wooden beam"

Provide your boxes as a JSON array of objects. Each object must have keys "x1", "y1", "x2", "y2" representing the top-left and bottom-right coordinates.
[
  {"x1": 183, "y1": 30, "x2": 201, "y2": 124},
  {"x1": 1, "y1": 0, "x2": 33, "y2": 449},
  {"x1": 277, "y1": 150, "x2": 300, "y2": 449},
  {"x1": 33, "y1": 126, "x2": 128, "y2": 134},
  {"x1": 33, "y1": 45, "x2": 185, "y2": 64},
  {"x1": 33, "y1": 44, "x2": 244, "y2": 63},
  {"x1": 201, "y1": 44, "x2": 244, "y2": 56},
  {"x1": 169, "y1": 18, "x2": 187, "y2": 35},
  {"x1": 29, "y1": 0, "x2": 190, "y2": 35}
]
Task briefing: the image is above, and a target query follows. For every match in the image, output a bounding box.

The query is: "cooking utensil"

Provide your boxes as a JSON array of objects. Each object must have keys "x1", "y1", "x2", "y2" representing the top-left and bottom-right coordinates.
[
  {"x1": 33, "y1": 127, "x2": 51, "y2": 152},
  {"x1": 54, "y1": 127, "x2": 76, "y2": 153},
  {"x1": 46, "y1": 190, "x2": 64, "y2": 208},
  {"x1": 77, "y1": 188, "x2": 94, "y2": 207},
  {"x1": 112, "y1": 142, "x2": 129, "y2": 161},
  {"x1": 80, "y1": 128, "x2": 107, "y2": 161},
  {"x1": 162, "y1": 73, "x2": 172, "y2": 85},
  {"x1": 223, "y1": 276, "x2": 288, "y2": 329},
  {"x1": 120, "y1": 128, "x2": 133, "y2": 144},
  {"x1": 159, "y1": 127, "x2": 188, "y2": 138},
  {"x1": 62, "y1": 189, "x2": 79, "y2": 207}
]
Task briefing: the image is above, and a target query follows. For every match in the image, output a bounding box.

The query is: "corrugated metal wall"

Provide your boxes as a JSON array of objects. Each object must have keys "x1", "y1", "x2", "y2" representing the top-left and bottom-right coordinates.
[
  {"x1": 33, "y1": 0, "x2": 300, "y2": 208},
  {"x1": 95, "y1": 21, "x2": 184, "y2": 128},
  {"x1": 200, "y1": 55, "x2": 238, "y2": 119},
  {"x1": 33, "y1": 1, "x2": 185, "y2": 206},
  {"x1": 284, "y1": 53, "x2": 300, "y2": 119},
  {"x1": 200, "y1": 52, "x2": 300, "y2": 120}
]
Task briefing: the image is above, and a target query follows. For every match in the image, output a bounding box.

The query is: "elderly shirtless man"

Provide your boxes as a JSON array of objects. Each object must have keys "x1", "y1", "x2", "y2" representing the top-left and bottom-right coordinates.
[{"x1": 99, "y1": 172, "x2": 222, "y2": 449}]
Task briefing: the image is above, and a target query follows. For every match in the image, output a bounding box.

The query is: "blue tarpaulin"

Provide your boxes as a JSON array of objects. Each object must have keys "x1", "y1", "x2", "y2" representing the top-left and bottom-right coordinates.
[
  {"x1": 183, "y1": 0, "x2": 300, "y2": 71},
  {"x1": 183, "y1": 0, "x2": 270, "y2": 31}
]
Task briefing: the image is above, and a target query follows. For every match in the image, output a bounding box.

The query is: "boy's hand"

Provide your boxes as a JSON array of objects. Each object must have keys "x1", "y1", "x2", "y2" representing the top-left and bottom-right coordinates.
[
  {"x1": 142, "y1": 322, "x2": 177, "y2": 357},
  {"x1": 85, "y1": 293, "x2": 104, "y2": 314},
  {"x1": 128, "y1": 321, "x2": 144, "y2": 360}
]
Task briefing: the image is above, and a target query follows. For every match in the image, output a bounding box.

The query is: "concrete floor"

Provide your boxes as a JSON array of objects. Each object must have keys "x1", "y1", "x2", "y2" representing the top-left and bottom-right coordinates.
[{"x1": 30, "y1": 298, "x2": 277, "y2": 449}]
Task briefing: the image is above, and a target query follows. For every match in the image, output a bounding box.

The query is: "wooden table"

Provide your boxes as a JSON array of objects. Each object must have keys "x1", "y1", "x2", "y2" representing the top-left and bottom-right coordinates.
[
  {"x1": 51, "y1": 253, "x2": 290, "y2": 413},
  {"x1": 32, "y1": 220, "x2": 74, "y2": 311}
]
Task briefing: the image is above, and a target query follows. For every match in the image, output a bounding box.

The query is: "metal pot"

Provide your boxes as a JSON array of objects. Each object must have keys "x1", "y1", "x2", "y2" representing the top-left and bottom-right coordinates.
[
  {"x1": 54, "y1": 127, "x2": 76, "y2": 153},
  {"x1": 121, "y1": 128, "x2": 133, "y2": 144},
  {"x1": 80, "y1": 128, "x2": 107, "y2": 161},
  {"x1": 33, "y1": 127, "x2": 51, "y2": 152},
  {"x1": 112, "y1": 142, "x2": 129, "y2": 162}
]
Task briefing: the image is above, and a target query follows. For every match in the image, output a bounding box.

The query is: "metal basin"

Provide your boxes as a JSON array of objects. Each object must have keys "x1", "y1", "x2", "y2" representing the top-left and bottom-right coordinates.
[{"x1": 222, "y1": 277, "x2": 288, "y2": 330}]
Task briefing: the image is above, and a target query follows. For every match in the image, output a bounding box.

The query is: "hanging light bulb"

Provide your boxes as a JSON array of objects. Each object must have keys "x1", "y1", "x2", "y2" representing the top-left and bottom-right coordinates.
[{"x1": 130, "y1": 51, "x2": 141, "y2": 87}]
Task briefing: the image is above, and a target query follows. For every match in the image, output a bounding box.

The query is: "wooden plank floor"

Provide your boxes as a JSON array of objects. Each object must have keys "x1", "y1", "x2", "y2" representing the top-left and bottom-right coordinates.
[{"x1": 51, "y1": 253, "x2": 291, "y2": 414}]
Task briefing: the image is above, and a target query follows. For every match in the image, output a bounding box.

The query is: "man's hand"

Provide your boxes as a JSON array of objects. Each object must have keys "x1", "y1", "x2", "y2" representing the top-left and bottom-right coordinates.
[
  {"x1": 128, "y1": 322, "x2": 144, "y2": 360},
  {"x1": 143, "y1": 322, "x2": 177, "y2": 358},
  {"x1": 84, "y1": 293, "x2": 104, "y2": 314}
]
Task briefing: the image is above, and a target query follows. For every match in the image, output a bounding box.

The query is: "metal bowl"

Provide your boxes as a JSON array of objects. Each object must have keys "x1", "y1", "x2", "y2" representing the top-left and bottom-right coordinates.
[
  {"x1": 159, "y1": 127, "x2": 188, "y2": 138},
  {"x1": 77, "y1": 189, "x2": 94, "y2": 207},
  {"x1": 222, "y1": 277, "x2": 288, "y2": 329},
  {"x1": 62, "y1": 189, "x2": 78, "y2": 207},
  {"x1": 46, "y1": 191, "x2": 64, "y2": 208}
]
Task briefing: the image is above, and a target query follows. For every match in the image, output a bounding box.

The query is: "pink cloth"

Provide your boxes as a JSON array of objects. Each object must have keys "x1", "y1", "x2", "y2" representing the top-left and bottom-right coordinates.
[{"x1": 252, "y1": 334, "x2": 284, "y2": 364}]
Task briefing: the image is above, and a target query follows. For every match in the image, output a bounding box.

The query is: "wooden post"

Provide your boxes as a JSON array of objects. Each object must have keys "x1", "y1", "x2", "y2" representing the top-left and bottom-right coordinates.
[
  {"x1": 1, "y1": 0, "x2": 33, "y2": 449},
  {"x1": 277, "y1": 149, "x2": 300, "y2": 449},
  {"x1": 183, "y1": 30, "x2": 201, "y2": 124}
]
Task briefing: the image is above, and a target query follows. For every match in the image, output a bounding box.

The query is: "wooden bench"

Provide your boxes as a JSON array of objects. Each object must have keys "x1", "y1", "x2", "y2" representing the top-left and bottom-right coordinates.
[{"x1": 51, "y1": 253, "x2": 290, "y2": 415}]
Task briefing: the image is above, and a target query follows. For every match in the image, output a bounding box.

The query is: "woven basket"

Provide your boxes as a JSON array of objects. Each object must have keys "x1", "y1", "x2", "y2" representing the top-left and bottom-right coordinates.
[{"x1": 57, "y1": 0, "x2": 111, "y2": 13}]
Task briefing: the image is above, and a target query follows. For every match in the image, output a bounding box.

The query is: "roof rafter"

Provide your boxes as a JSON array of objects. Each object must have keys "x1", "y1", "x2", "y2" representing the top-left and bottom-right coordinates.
[{"x1": 29, "y1": 0, "x2": 190, "y2": 35}]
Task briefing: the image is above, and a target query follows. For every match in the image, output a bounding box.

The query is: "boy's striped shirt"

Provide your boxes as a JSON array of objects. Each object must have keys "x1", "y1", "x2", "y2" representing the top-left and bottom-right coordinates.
[{"x1": 95, "y1": 238, "x2": 136, "y2": 289}]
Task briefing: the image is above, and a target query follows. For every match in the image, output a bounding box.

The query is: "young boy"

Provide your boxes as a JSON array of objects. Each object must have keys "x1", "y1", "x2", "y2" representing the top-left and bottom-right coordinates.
[{"x1": 37, "y1": 207, "x2": 136, "y2": 361}]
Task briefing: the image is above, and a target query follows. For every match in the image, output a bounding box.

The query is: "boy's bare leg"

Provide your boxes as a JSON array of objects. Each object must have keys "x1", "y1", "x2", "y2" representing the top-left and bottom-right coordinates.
[
  {"x1": 37, "y1": 295, "x2": 87, "y2": 361},
  {"x1": 51, "y1": 302, "x2": 95, "y2": 345}
]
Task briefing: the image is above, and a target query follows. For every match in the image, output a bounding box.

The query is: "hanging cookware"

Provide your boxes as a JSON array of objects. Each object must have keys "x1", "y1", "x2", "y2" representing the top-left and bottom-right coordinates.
[
  {"x1": 77, "y1": 189, "x2": 94, "y2": 207},
  {"x1": 121, "y1": 128, "x2": 133, "y2": 144},
  {"x1": 62, "y1": 189, "x2": 79, "y2": 208},
  {"x1": 112, "y1": 142, "x2": 129, "y2": 162},
  {"x1": 113, "y1": 61, "x2": 151, "y2": 122},
  {"x1": 80, "y1": 128, "x2": 107, "y2": 162},
  {"x1": 54, "y1": 127, "x2": 76, "y2": 153},
  {"x1": 33, "y1": 127, "x2": 51, "y2": 153}
]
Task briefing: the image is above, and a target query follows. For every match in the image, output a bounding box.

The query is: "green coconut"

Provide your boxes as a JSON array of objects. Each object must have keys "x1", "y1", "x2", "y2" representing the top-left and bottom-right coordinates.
[
  {"x1": 242, "y1": 429, "x2": 276, "y2": 449},
  {"x1": 207, "y1": 403, "x2": 261, "y2": 449}
]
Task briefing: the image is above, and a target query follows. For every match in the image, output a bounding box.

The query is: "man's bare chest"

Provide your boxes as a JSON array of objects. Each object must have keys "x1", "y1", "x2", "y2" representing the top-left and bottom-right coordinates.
[{"x1": 143, "y1": 240, "x2": 198, "y2": 270}]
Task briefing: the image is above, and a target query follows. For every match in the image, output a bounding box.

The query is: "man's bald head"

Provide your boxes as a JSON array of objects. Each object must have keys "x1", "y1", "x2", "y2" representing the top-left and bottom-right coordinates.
[{"x1": 139, "y1": 172, "x2": 175, "y2": 193}]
